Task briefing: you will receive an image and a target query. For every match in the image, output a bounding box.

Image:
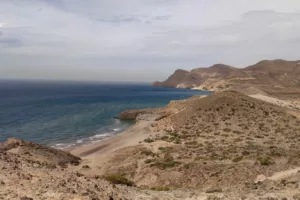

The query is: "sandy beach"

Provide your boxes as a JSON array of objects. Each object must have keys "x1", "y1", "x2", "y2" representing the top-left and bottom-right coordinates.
[{"x1": 71, "y1": 120, "x2": 158, "y2": 167}]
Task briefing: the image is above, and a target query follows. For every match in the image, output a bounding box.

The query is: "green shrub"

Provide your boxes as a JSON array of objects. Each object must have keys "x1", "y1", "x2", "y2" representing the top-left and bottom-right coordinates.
[
  {"x1": 158, "y1": 147, "x2": 173, "y2": 152},
  {"x1": 168, "y1": 132, "x2": 178, "y2": 137},
  {"x1": 144, "y1": 138, "x2": 154, "y2": 143},
  {"x1": 223, "y1": 128, "x2": 231, "y2": 132},
  {"x1": 232, "y1": 156, "x2": 243, "y2": 163},
  {"x1": 257, "y1": 156, "x2": 275, "y2": 166},
  {"x1": 183, "y1": 163, "x2": 193, "y2": 169},
  {"x1": 104, "y1": 174, "x2": 134, "y2": 186},
  {"x1": 144, "y1": 159, "x2": 156, "y2": 164},
  {"x1": 151, "y1": 186, "x2": 170, "y2": 191},
  {"x1": 141, "y1": 150, "x2": 155, "y2": 157},
  {"x1": 233, "y1": 130, "x2": 243, "y2": 135},
  {"x1": 160, "y1": 135, "x2": 169, "y2": 141},
  {"x1": 150, "y1": 161, "x2": 179, "y2": 170},
  {"x1": 173, "y1": 138, "x2": 181, "y2": 144}
]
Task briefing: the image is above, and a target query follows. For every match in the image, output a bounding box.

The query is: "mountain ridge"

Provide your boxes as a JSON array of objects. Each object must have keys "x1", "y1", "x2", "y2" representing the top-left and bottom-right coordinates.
[{"x1": 153, "y1": 59, "x2": 300, "y2": 93}]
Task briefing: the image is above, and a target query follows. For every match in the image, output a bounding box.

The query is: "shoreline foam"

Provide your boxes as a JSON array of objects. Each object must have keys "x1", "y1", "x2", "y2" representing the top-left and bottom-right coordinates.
[{"x1": 70, "y1": 120, "x2": 156, "y2": 161}]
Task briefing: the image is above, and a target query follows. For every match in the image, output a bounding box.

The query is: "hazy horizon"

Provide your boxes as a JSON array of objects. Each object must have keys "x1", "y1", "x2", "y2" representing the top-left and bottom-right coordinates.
[{"x1": 1, "y1": 0, "x2": 300, "y2": 82}]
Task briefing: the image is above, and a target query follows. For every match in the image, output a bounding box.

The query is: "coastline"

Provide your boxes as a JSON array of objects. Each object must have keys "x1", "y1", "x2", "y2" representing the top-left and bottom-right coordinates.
[
  {"x1": 70, "y1": 120, "x2": 158, "y2": 165},
  {"x1": 69, "y1": 92, "x2": 210, "y2": 159},
  {"x1": 3, "y1": 89, "x2": 300, "y2": 200},
  {"x1": 69, "y1": 88, "x2": 300, "y2": 160}
]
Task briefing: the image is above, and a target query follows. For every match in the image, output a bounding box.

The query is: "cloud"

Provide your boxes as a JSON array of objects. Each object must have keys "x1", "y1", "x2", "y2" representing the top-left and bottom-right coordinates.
[
  {"x1": 0, "y1": 38, "x2": 22, "y2": 48},
  {"x1": 153, "y1": 15, "x2": 172, "y2": 21},
  {"x1": 1, "y1": 0, "x2": 300, "y2": 81}
]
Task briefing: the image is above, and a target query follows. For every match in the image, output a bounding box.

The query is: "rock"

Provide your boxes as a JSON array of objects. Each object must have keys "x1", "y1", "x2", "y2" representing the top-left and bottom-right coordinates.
[
  {"x1": 150, "y1": 122, "x2": 158, "y2": 127},
  {"x1": 0, "y1": 138, "x2": 23, "y2": 151},
  {"x1": 114, "y1": 110, "x2": 142, "y2": 120},
  {"x1": 33, "y1": 163, "x2": 40, "y2": 168},
  {"x1": 254, "y1": 174, "x2": 267, "y2": 183},
  {"x1": 115, "y1": 109, "x2": 169, "y2": 121}
]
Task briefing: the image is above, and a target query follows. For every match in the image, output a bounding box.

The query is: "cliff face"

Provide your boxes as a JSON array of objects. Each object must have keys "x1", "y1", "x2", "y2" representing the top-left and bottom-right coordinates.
[
  {"x1": 152, "y1": 69, "x2": 196, "y2": 88},
  {"x1": 153, "y1": 60, "x2": 300, "y2": 93}
]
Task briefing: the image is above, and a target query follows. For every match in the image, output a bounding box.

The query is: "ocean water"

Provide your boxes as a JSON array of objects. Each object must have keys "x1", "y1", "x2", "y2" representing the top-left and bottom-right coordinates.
[{"x1": 0, "y1": 80, "x2": 209, "y2": 149}]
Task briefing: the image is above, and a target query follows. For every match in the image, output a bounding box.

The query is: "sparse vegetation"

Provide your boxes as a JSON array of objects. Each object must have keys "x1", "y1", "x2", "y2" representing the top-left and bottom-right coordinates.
[
  {"x1": 158, "y1": 147, "x2": 173, "y2": 152},
  {"x1": 100, "y1": 91, "x2": 300, "y2": 196},
  {"x1": 150, "y1": 160, "x2": 180, "y2": 170},
  {"x1": 104, "y1": 174, "x2": 135, "y2": 186},
  {"x1": 150, "y1": 186, "x2": 170, "y2": 191},
  {"x1": 141, "y1": 150, "x2": 156, "y2": 157},
  {"x1": 257, "y1": 156, "x2": 275, "y2": 166},
  {"x1": 232, "y1": 156, "x2": 243, "y2": 163},
  {"x1": 144, "y1": 138, "x2": 154, "y2": 143},
  {"x1": 144, "y1": 159, "x2": 156, "y2": 164},
  {"x1": 223, "y1": 128, "x2": 231, "y2": 132}
]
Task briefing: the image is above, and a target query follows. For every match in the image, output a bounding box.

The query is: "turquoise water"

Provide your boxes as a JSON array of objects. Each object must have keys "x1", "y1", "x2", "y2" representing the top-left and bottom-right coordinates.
[{"x1": 0, "y1": 80, "x2": 209, "y2": 148}]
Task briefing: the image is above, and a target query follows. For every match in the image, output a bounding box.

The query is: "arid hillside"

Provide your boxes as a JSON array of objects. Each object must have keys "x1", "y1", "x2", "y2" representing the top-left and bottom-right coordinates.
[
  {"x1": 2, "y1": 92, "x2": 300, "y2": 200},
  {"x1": 153, "y1": 59, "x2": 300, "y2": 94},
  {"x1": 102, "y1": 91, "x2": 300, "y2": 199},
  {"x1": 0, "y1": 138, "x2": 154, "y2": 200}
]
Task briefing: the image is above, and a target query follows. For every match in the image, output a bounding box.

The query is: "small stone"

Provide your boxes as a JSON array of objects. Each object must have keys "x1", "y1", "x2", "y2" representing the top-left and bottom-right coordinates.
[
  {"x1": 254, "y1": 174, "x2": 267, "y2": 183},
  {"x1": 33, "y1": 163, "x2": 40, "y2": 168}
]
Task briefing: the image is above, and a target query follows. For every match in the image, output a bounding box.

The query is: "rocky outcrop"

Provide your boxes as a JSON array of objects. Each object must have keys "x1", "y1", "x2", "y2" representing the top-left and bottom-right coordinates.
[
  {"x1": 114, "y1": 109, "x2": 171, "y2": 121},
  {"x1": 0, "y1": 138, "x2": 80, "y2": 166},
  {"x1": 115, "y1": 96, "x2": 207, "y2": 122},
  {"x1": 153, "y1": 69, "x2": 199, "y2": 88}
]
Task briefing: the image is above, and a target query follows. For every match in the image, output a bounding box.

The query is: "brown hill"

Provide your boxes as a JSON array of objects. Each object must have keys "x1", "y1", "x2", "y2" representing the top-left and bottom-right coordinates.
[
  {"x1": 153, "y1": 59, "x2": 300, "y2": 93},
  {"x1": 0, "y1": 138, "x2": 154, "y2": 200},
  {"x1": 101, "y1": 91, "x2": 300, "y2": 197}
]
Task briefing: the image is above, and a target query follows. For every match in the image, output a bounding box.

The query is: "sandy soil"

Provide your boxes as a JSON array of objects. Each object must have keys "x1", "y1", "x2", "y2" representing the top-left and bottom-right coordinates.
[
  {"x1": 250, "y1": 93, "x2": 300, "y2": 110},
  {"x1": 71, "y1": 120, "x2": 158, "y2": 167}
]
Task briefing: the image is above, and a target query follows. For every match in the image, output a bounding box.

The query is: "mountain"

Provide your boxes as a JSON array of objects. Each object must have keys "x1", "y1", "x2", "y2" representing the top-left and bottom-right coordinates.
[{"x1": 153, "y1": 59, "x2": 300, "y2": 93}]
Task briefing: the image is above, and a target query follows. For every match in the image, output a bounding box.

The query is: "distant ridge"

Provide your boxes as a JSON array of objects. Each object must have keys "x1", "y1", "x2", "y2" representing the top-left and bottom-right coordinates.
[{"x1": 153, "y1": 59, "x2": 300, "y2": 93}]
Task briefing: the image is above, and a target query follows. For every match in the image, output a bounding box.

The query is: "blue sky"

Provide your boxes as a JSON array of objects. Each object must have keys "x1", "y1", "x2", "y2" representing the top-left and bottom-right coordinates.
[{"x1": 1, "y1": 0, "x2": 300, "y2": 82}]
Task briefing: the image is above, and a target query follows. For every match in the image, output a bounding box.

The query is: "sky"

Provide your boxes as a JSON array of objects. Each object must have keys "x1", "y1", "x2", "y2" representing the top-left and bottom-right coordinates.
[{"x1": 1, "y1": 0, "x2": 300, "y2": 82}]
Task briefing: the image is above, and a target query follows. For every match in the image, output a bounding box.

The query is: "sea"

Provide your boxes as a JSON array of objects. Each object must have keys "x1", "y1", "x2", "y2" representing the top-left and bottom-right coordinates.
[{"x1": 0, "y1": 80, "x2": 210, "y2": 149}]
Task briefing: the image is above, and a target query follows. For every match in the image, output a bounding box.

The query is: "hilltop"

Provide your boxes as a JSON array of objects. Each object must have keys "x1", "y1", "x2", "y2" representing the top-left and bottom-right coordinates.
[{"x1": 153, "y1": 59, "x2": 300, "y2": 95}]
